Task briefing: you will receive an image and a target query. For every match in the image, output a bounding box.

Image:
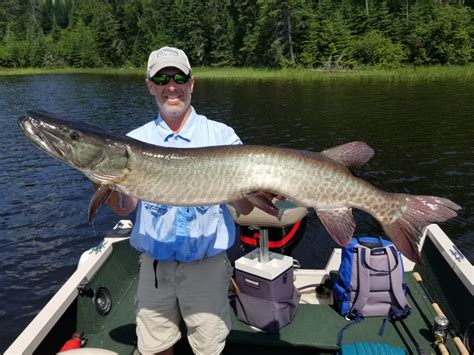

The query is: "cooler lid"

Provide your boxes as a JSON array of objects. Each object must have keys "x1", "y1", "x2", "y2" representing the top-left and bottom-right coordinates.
[{"x1": 235, "y1": 249, "x2": 293, "y2": 280}]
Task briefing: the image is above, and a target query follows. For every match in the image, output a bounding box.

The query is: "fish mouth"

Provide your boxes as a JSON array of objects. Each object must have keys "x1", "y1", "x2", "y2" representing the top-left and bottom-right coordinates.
[{"x1": 18, "y1": 115, "x2": 70, "y2": 160}]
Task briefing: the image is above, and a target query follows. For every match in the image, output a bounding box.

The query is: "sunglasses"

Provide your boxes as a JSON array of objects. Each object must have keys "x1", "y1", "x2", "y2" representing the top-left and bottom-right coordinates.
[{"x1": 150, "y1": 72, "x2": 191, "y2": 86}]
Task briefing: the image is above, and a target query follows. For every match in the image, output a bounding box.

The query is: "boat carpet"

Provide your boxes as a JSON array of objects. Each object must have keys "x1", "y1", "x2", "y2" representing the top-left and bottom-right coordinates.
[{"x1": 78, "y1": 241, "x2": 457, "y2": 354}]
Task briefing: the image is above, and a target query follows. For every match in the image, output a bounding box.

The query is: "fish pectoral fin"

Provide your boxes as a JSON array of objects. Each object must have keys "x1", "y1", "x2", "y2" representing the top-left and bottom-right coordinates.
[
  {"x1": 316, "y1": 207, "x2": 355, "y2": 246},
  {"x1": 320, "y1": 141, "x2": 374, "y2": 169},
  {"x1": 245, "y1": 192, "x2": 280, "y2": 217},
  {"x1": 88, "y1": 185, "x2": 112, "y2": 224}
]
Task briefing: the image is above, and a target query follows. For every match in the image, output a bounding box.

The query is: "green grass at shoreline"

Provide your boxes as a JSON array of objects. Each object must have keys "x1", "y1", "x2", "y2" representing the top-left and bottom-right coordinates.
[{"x1": 0, "y1": 65, "x2": 473, "y2": 81}]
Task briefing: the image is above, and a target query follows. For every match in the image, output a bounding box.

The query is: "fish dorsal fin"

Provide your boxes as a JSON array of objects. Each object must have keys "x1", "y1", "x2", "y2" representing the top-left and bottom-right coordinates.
[
  {"x1": 320, "y1": 141, "x2": 374, "y2": 169},
  {"x1": 316, "y1": 207, "x2": 355, "y2": 246}
]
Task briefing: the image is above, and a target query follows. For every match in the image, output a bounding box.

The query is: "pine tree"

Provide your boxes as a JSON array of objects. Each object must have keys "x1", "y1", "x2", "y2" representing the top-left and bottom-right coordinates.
[{"x1": 205, "y1": 0, "x2": 236, "y2": 66}]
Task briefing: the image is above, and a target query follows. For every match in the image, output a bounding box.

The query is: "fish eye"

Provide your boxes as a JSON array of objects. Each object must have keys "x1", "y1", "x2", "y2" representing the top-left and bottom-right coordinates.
[{"x1": 69, "y1": 131, "x2": 80, "y2": 140}]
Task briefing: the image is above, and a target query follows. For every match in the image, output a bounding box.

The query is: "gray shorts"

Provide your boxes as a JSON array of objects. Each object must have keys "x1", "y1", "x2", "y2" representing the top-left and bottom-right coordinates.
[{"x1": 135, "y1": 252, "x2": 233, "y2": 355}]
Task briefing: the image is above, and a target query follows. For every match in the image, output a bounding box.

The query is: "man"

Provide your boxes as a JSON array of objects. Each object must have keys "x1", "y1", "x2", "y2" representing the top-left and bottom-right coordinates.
[{"x1": 104, "y1": 46, "x2": 256, "y2": 355}]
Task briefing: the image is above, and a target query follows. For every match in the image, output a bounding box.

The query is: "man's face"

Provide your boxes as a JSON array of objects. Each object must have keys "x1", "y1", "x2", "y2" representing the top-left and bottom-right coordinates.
[{"x1": 146, "y1": 67, "x2": 194, "y2": 121}]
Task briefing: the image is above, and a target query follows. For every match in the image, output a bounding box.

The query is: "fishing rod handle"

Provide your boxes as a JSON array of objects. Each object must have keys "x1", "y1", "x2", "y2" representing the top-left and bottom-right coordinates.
[
  {"x1": 437, "y1": 329, "x2": 469, "y2": 355},
  {"x1": 413, "y1": 272, "x2": 423, "y2": 283},
  {"x1": 413, "y1": 272, "x2": 446, "y2": 317},
  {"x1": 453, "y1": 337, "x2": 469, "y2": 355},
  {"x1": 413, "y1": 272, "x2": 470, "y2": 355},
  {"x1": 437, "y1": 342, "x2": 449, "y2": 355},
  {"x1": 432, "y1": 303, "x2": 446, "y2": 318}
]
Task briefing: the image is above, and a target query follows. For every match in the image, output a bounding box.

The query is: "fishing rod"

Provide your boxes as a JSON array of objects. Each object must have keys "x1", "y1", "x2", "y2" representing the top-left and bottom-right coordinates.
[
  {"x1": 398, "y1": 317, "x2": 426, "y2": 355},
  {"x1": 412, "y1": 272, "x2": 469, "y2": 355}
]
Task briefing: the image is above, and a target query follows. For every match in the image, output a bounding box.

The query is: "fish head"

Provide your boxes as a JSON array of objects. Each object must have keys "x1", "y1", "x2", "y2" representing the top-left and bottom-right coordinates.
[{"x1": 18, "y1": 110, "x2": 129, "y2": 184}]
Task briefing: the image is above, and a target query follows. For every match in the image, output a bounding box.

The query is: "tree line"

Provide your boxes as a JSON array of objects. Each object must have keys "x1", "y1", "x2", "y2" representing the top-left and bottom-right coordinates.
[{"x1": 0, "y1": 0, "x2": 473, "y2": 70}]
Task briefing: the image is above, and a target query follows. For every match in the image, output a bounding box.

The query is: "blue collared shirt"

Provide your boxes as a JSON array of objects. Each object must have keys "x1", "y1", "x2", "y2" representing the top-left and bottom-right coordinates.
[{"x1": 127, "y1": 107, "x2": 242, "y2": 262}]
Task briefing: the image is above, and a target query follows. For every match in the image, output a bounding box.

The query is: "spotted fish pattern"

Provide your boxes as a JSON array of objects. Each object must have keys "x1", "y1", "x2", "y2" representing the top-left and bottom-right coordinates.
[{"x1": 18, "y1": 110, "x2": 461, "y2": 264}]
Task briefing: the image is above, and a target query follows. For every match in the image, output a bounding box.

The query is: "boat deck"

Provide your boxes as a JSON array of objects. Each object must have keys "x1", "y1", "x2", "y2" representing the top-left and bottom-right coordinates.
[{"x1": 56, "y1": 240, "x2": 458, "y2": 355}]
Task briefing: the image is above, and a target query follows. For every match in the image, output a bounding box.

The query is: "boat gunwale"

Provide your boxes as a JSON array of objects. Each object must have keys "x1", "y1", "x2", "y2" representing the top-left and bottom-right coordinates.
[{"x1": 424, "y1": 224, "x2": 474, "y2": 296}]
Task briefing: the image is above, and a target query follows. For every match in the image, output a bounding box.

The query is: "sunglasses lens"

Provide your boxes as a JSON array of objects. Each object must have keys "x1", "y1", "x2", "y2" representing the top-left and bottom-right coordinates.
[
  {"x1": 173, "y1": 73, "x2": 189, "y2": 84},
  {"x1": 151, "y1": 74, "x2": 170, "y2": 86}
]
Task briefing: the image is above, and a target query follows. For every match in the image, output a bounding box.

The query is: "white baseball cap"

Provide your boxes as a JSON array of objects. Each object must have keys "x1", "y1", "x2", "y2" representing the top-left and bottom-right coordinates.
[{"x1": 147, "y1": 46, "x2": 192, "y2": 78}]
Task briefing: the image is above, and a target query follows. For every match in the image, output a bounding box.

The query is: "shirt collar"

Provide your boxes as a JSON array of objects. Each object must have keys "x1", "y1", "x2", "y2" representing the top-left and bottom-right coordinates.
[{"x1": 154, "y1": 107, "x2": 197, "y2": 143}]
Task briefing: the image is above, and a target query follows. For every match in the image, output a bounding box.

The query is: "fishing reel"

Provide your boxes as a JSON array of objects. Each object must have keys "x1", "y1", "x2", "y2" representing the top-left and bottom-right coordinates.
[{"x1": 433, "y1": 315, "x2": 449, "y2": 341}]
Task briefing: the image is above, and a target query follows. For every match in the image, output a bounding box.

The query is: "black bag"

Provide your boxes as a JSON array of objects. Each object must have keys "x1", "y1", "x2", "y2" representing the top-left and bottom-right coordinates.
[{"x1": 235, "y1": 286, "x2": 300, "y2": 333}]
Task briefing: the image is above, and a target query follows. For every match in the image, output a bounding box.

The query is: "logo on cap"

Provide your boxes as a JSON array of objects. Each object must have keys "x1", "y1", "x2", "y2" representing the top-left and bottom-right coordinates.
[{"x1": 156, "y1": 47, "x2": 180, "y2": 58}]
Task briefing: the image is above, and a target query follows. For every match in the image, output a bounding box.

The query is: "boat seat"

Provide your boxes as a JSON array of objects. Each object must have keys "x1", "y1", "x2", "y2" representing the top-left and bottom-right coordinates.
[{"x1": 227, "y1": 199, "x2": 308, "y2": 228}]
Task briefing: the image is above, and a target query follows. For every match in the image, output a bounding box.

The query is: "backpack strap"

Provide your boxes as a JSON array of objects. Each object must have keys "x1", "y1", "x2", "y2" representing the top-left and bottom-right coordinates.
[
  {"x1": 378, "y1": 247, "x2": 411, "y2": 336},
  {"x1": 349, "y1": 245, "x2": 371, "y2": 315},
  {"x1": 386, "y1": 246, "x2": 411, "y2": 315},
  {"x1": 362, "y1": 244, "x2": 399, "y2": 273},
  {"x1": 336, "y1": 313, "x2": 364, "y2": 348}
]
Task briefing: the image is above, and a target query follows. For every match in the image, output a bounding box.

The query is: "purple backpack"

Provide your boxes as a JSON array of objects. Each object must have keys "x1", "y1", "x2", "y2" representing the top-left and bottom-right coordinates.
[
  {"x1": 333, "y1": 236, "x2": 411, "y2": 320},
  {"x1": 333, "y1": 237, "x2": 411, "y2": 345}
]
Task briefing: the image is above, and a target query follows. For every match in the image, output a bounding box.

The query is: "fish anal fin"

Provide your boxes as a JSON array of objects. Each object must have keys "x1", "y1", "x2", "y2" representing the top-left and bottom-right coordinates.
[
  {"x1": 316, "y1": 207, "x2": 355, "y2": 246},
  {"x1": 321, "y1": 141, "x2": 374, "y2": 169},
  {"x1": 88, "y1": 185, "x2": 112, "y2": 224}
]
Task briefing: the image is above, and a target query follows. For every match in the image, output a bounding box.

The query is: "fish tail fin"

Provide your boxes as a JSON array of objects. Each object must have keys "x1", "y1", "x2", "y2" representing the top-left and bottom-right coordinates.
[{"x1": 382, "y1": 194, "x2": 461, "y2": 264}]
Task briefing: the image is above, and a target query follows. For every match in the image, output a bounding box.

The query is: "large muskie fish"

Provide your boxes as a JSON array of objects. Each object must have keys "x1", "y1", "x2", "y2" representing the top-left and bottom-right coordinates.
[{"x1": 18, "y1": 110, "x2": 461, "y2": 263}]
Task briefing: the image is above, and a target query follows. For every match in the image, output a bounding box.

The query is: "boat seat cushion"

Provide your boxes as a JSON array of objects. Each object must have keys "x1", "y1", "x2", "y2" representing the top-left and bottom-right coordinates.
[
  {"x1": 227, "y1": 199, "x2": 307, "y2": 227},
  {"x1": 56, "y1": 348, "x2": 119, "y2": 354}
]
